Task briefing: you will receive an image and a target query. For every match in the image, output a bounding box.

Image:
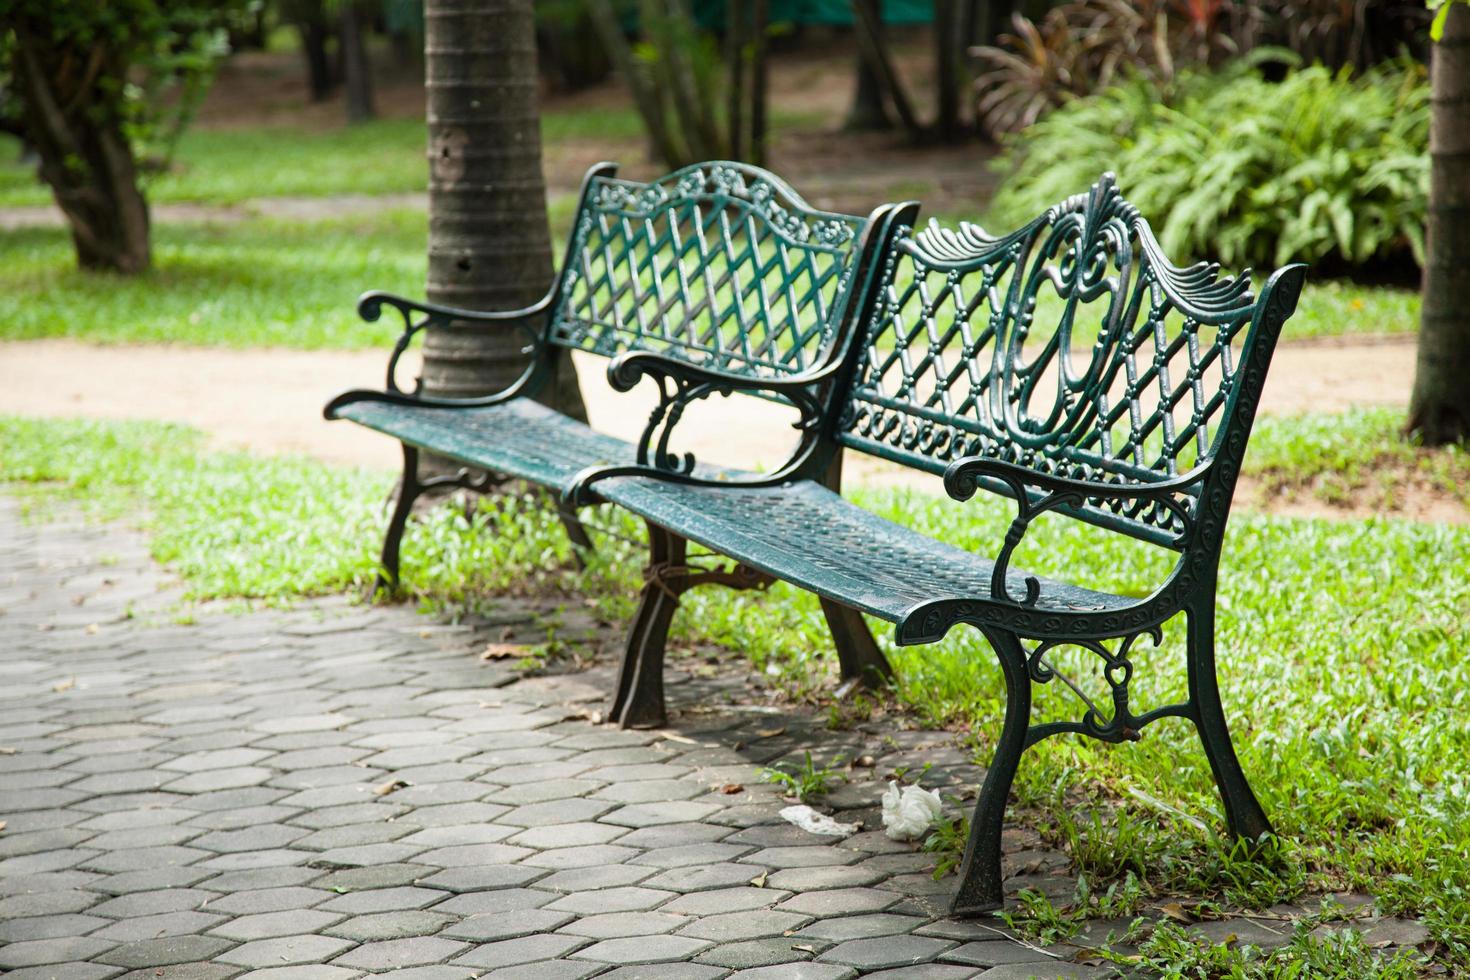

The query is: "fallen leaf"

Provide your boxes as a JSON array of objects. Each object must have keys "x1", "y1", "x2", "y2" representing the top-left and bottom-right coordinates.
[
  {"x1": 481, "y1": 643, "x2": 527, "y2": 660},
  {"x1": 53, "y1": 677, "x2": 76, "y2": 693},
  {"x1": 373, "y1": 779, "x2": 410, "y2": 796},
  {"x1": 755, "y1": 726, "x2": 786, "y2": 739},
  {"x1": 659, "y1": 732, "x2": 698, "y2": 745},
  {"x1": 0, "y1": 821, "x2": 8, "y2": 833},
  {"x1": 0, "y1": 747, "x2": 16, "y2": 755},
  {"x1": 1160, "y1": 902, "x2": 1195, "y2": 924},
  {"x1": 720, "y1": 783, "x2": 743, "y2": 794},
  {"x1": 750, "y1": 870, "x2": 768, "y2": 888},
  {"x1": 84, "y1": 623, "x2": 98, "y2": 635},
  {"x1": 791, "y1": 944, "x2": 817, "y2": 953}
]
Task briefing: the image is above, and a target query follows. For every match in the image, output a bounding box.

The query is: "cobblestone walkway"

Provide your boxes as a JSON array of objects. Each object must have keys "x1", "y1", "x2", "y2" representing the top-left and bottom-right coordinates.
[{"x1": 0, "y1": 501, "x2": 1429, "y2": 979}]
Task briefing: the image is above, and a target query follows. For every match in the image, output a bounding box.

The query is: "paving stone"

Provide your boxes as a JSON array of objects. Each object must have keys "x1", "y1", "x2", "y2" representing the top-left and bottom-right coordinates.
[
  {"x1": 210, "y1": 910, "x2": 347, "y2": 941},
  {"x1": 414, "y1": 864, "x2": 545, "y2": 892},
  {"x1": 1, "y1": 963, "x2": 126, "y2": 980},
  {"x1": 602, "y1": 801, "x2": 725, "y2": 827},
  {"x1": 938, "y1": 941, "x2": 1067, "y2": 968},
  {"x1": 192, "y1": 825, "x2": 308, "y2": 853},
  {"x1": 90, "y1": 910, "x2": 227, "y2": 942},
  {"x1": 741, "y1": 847, "x2": 863, "y2": 870},
  {"x1": 432, "y1": 888, "x2": 554, "y2": 915},
  {"x1": 96, "y1": 935, "x2": 238, "y2": 969},
  {"x1": 645, "y1": 863, "x2": 770, "y2": 893},
  {"x1": 971, "y1": 964, "x2": 1106, "y2": 979},
  {"x1": 500, "y1": 798, "x2": 616, "y2": 827},
  {"x1": 485, "y1": 780, "x2": 606, "y2": 806},
  {"x1": 0, "y1": 912, "x2": 110, "y2": 942},
  {"x1": 0, "y1": 937, "x2": 119, "y2": 970},
  {"x1": 313, "y1": 843, "x2": 427, "y2": 868},
  {"x1": 200, "y1": 866, "x2": 321, "y2": 892},
  {"x1": 694, "y1": 938, "x2": 822, "y2": 969},
  {"x1": 92, "y1": 866, "x2": 216, "y2": 895},
  {"x1": 477, "y1": 962, "x2": 602, "y2": 980},
  {"x1": 331, "y1": 937, "x2": 469, "y2": 971},
  {"x1": 662, "y1": 887, "x2": 791, "y2": 916},
  {"x1": 507, "y1": 822, "x2": 628, "y2": 849},
  {"x1": 560, "y1": 911, "x2": 691, "y2": 939},
  {"x1": 162, "y1": 748, "x2": 273, "y2": 772},
  {"x1": 775, "y1": 888, "x2": 901, "y2": 917},
  {"x1": 864, "y1": 966, "x2": 979, "y2": 979},
  {"x1": 206, "y1": 887, "x2": 334, "y2": 915},
  {"x1": 318, "y1": 887, "x2": 447, "y2": 915},
  {"x1": 597, "y1": 965, "x2": 729, "y2": 980},
  {"x1": 794, "y1": 914, "x2": 927, "y2": 942},
  {"x1": 726, "y1": 965, "x2": 857, "y2": 979},
  {"x1": 162, "y1": 767, "x2": 273, "y2": 794},
  {"x1": 395, "y1": 824, "x2": 515, "y2": 848},
  {"x1": 616, "y1": 823, "x2": 735, "y2": 849},
  {"x1": 678, "y1": 910, "x2": 813, "y2": 942},
  {"x1": 370, "y1": 969, "x2": 473, "y2": 980},
  {"x1": 449, "y1": 934, "x2": 591, "y2": 969},
  {"x1": 324, "y1": 911, "x2": 456, "y2": 941},
  {"x1": 817, "y1": 936, "x2": 956, "y2": 970},
  {"x1": 410, "y1": 842, "x2": 532, "y2": 867},
  {"x1": 235, "y1": 969, "x2": 361, "y2": 980},
  {"x1": 217, "y1": 935, "x2": 357, "y2": 968},
  {"x1": 591, "y1": 780, "x2": 708, "y2": 804},
  {"x1": 439, "y1": 908, "x2": 575, "y2": 942},
  {"x1": 312, "y1": 864, "x2": 431, "y2": 892},
  {"x1": 89, "y1": 888, "x2": 216, "y2": 918},
  {"x1": 573, "y1": 935, "x2": 713, "y2": 964},
  {"x1": 533, "y1": 864, "x2": 656, "y2": 892},
  {"x1": 545, "y1": 886, "x2": 680, "y2": 914},
  {"x1": 766, "y1": 866, "x2": 887, "y2": 892},
  {"x1": 0, "y1": 887, "x2": 102, "y2": 917},
  {"x1": 519, "y1": 844, "x2": 642, "y2": 870}
]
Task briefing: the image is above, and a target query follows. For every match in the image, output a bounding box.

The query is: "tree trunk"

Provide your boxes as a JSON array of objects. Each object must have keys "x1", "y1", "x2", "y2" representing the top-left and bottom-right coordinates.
[
  {"x1": 844, "y1": 0, "x2": 893, "y2": 132},
  {"x1": 340, "y1": 0, "x2": 377, "y2": 123},
  {"x1": 11, "y1": 33, "x2": 150, "y2": 274},
  {"x1": 1408, "y1": 5, "x2": 1470, "y2": 445},
  {"x1": 297, "y1": 3, "x2": 338, "y2": 101},
  {"x1": 421, "y1": 0, "x2": 585, "y2": 420}
]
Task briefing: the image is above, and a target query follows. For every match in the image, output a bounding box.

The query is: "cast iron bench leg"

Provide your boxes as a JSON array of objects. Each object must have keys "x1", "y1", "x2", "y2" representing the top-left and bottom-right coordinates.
[
  {"x1": 951, "y1": 626, "x2": 1031, "y2": 916},
  {"x1": 378, "y1": 444, "x2": 422, "y2": 595},
  {"x1": 820, "y1": 597, "x2": 894, "y2": 690},
  {"x1": 609, "y1": 523, "x2": 685, "y2": 729},
  {"x1": 1187, "y1": 598, "x2": 1273, "y2": 843}
]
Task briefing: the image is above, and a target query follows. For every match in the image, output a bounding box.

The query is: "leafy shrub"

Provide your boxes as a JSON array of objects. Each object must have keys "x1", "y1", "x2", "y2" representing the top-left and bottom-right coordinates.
[{"x1": 988, "y1": 60, "x2": 1429, "y2": 271}]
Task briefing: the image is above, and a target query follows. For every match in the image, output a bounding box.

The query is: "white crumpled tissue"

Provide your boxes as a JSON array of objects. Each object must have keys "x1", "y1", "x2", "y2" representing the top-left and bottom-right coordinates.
[
  {"x1": 779, "y1": 804, "x2": 858, "y2": 838},
  {"x1": 881, "y1": 781, "x2": 943, "y2": 840}
]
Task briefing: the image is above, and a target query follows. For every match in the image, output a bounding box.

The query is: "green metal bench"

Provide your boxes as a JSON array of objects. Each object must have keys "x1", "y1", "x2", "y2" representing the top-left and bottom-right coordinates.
[
  {"x1": 568, "y1": 174, "x2": 1307, "y2": 915},
  {"x1": 325, "y1": 161, "x2": 899, "y2": 694}
]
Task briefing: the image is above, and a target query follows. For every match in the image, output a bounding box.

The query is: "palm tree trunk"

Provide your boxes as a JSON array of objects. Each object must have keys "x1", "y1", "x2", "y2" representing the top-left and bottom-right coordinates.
[
  {"x1": 340, "y1": 0, "x2": 377, "y2": 123},
  {"x1": 1408, "y1": 4, "x2": 1470, "y2": 445},
  {"x1": 420, "y1": 0, "x2": 585, "y2": 420}
]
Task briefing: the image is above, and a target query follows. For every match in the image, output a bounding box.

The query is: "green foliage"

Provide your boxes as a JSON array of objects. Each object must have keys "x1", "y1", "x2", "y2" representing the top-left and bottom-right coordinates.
[
  {"x1": 1123, "y1": 920, "x2": 1426, "y2": 979},
  {"x1": 1247, "y1": 407, "x2": 1470, "y2": 510},
  {"x1": 990, "y1": 61, "x2": 1430, "y2": 271},
  {"x1": 760, "y1": 751, "x2": 842, "y2": 802},
  {"x1": 922, "y1": 812, "x2": 969, "y2": 879},
  {"x1": 1431, "y1": 0, "x2": 1470, "y2": 39},
  {"x1": 3, "y1": 415, "x2": 1468, "y2": 972}
]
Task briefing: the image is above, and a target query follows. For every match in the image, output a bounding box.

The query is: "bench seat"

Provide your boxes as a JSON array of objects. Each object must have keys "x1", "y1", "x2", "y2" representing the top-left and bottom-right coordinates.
[
  {"x1": 594, "y1": 475, "x2": 1133, "y2": 627},
  {"x1": 335, "y1": 398, "x2": 636, "y2": 489}
]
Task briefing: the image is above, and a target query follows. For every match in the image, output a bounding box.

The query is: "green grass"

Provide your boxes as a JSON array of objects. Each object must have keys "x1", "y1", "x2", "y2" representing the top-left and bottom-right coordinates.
[
  {"x1": 0, "y1": 205, "x2": 1419, "y2": 349},
  {"x1": 2, "y1": 413, "x2": 1466, "y2": 978},
  {"x1": 0, "y1": 109, "x2": 648, "y2": 208},
  {"x1": 1248, "y1": 407, "x2": 1470, "y2": 511}
]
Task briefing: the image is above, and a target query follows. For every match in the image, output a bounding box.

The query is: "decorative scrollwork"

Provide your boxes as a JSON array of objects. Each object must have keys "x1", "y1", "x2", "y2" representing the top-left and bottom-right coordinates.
[
  {"x1": 839, "y1": 172, "x2": 1268, "y2": 547},
  {"x1": 1021, "y1": 627, "x2": 1192, "y2": 748}
]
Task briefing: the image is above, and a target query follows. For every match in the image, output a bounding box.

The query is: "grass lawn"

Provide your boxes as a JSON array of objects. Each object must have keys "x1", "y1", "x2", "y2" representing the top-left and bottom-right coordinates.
[
  {"x1": 0, "y1": 209, "x2": 1421, "y2": 349},
  {"x1": 2, "y1": 413, "x2": 1465, "y2": 976}
]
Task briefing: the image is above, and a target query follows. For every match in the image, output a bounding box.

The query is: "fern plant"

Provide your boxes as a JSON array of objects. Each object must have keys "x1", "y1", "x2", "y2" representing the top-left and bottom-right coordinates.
[{"x1": 988, "y1": 60, "x2": 1429, "y2": 271}]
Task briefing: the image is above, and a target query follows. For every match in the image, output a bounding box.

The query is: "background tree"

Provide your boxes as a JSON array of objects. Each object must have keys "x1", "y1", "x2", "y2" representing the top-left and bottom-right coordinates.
[
  {"x1": 339, "y1": 0, "x2": 377, "y2": 122},
  {"x1": 1408, "y1": 0, "x2": 1470, "y2": 445},
  {"x1": 0, "y1": 1, "x2": 236, "y2": 274},
  {"x1": 419, "y1": 0, "x2": 585, "y2": 417}
]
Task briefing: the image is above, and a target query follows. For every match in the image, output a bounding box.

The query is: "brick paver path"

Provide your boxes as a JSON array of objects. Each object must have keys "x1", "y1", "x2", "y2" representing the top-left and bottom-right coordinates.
[{"x1": 0, "y1": 500, "x2": 1429, "y2": 978}]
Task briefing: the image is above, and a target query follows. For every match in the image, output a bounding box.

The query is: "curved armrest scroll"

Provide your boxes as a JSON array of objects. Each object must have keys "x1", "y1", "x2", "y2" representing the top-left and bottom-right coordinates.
[
  {"x1": 357, "y1": 288, "x2": 555, "y2": 396},
  {"x1": 943, "y1": 456, "x2": 1208, "y2": 607}
]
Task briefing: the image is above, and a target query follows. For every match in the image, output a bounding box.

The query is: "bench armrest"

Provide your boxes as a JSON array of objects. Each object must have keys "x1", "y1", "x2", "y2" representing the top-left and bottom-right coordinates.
[
  {"x1": 358, "y1": 288, "x2": 554, "y2": 397},
  {"x1": 561, "y1": 351, "x2": 836, "y2": 505},
  {"x1": 942, "y1": 456, "x2": 1207, "y2": 607}
]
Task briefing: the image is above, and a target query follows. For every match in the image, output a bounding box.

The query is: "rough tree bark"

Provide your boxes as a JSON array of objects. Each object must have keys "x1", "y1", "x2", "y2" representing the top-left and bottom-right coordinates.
[
  {"x1": 420, "y1": 0, "x2": 585, "y2": 418},
  {"x1": 293, "y1": 0, "x2": 339, "y2": 101},
  {"x1": 9, "y1": 25, "x2": 151, "y2": 273},
  {"x1": 844, "y1": 0, "x2": 893, "y2": 132},
  {"x1": 1408, "y1": 4, "x2": 1470, "y2": 445}
]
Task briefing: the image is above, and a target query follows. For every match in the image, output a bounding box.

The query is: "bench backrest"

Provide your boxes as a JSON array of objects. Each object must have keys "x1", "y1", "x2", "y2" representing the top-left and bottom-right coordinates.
[
  {"x1": 837, "y1": 174, "x2": 1303, "y2": 549},
  {"x1": 549, "y1": 163, "x2": 874, "y2": 382}
]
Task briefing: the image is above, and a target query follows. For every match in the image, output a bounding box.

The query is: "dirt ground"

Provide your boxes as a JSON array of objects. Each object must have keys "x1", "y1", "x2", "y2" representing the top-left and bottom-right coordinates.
[{"x1": 3, "y1": 335, "x2": 1445, "y2": 525}]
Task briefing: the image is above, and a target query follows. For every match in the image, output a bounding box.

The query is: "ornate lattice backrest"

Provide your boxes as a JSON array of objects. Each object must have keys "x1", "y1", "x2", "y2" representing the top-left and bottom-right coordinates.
[
  {"x1": 839, "y1": 174, "x2": 1273, "y2": 543},
  {"x1": 550, "y1": 163, "x2": 869, "y2": 379}
]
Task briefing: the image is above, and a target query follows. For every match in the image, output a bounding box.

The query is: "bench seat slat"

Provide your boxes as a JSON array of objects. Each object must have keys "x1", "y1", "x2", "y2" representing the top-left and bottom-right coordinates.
[{"x1": 592, "y1": 476, "x2": 1132, "y2": 626}]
